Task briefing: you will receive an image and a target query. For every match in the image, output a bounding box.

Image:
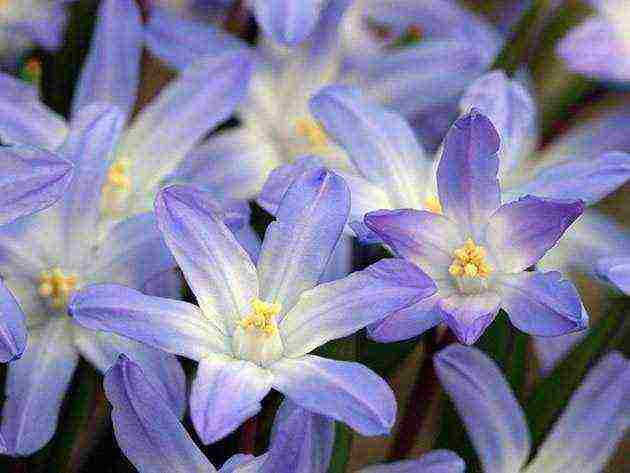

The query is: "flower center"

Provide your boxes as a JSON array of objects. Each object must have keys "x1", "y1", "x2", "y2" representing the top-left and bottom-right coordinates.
[
  {"x1": 102, "y1": 159, "x2": 132, "y2": 216},
  {"x1": 294, "y1": 117, "x2": 329, "y2": 151},
  {"x1": 38, "y1": 268, "x2": 78, "y2": 309},
  {"x1": 424, "y1": 195, "x2": 442, "y2": 214},
  {"x1": 238, "y1": 299, "x2": 281, "y2": 336},
  {"x1": 449, "y1": 238, "x2": 493, "y2": 294},
  {"x1": 233, "y1": 299, "x2": 284, "y2": 367}
]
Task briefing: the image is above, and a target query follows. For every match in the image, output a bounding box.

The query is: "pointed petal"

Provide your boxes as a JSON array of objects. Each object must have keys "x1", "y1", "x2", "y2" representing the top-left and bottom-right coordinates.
[
  {"x1": 0, "y1": 144, "x2": 72, "y2": 226},
  {"x1": 1, "y1": 319, "x2": 79, "y2": 456},
  {"x1": 360, "y1": 450, "x2": 465, "y2": 473},
  {"x1": 437, "y1": 110, "x2": 501, "y2": 239},
  {"x1": 253, "y1": 0, "x2": 322, "y2": 46},
  {"x1": 271, "y1": 355, "x2": 396, "y2": 436},
  {"x1": 190, "y1": 355, "x2": 273, "y2": 444},
  {"x1": 0, "y1": 281, "x2": 27, "y2": 362},
  {"x1": 310, "y1": 85, "x2": 428, "y2": 208},
  {"x1": 260, "y1": 398, "x2": 334, "y2": 473},
  {"x1": 497, "y1": 271, "x2": 587, "y2": 337},
  {"x1": 485, "y1": 196, "x2": 584, "y2": 273},
  {"x1": 434, "y1": 344, "x2": 531, "y2": 473},
  {"x1": 70, "y1": 283, "x2": 229, "y2": 361},
  {"x1": 597, "y1": 256, "x2": 630, "y2": 294},
  {"x1": 257, "y1": 168, "x2": 349, "y2": 311},
  {"x1": 155, "y1": 185, "x2": 259, "y2": 331},
  {"x1": 524, "y1": 352, "x2": 630, "y2": 473},
  {"x1": 71, "y1": 0, "x2": 142, "y2": 121},
  {"x1": 532, "y1": 331, "x2": 588, "y2": 376},
  {"x1": 104, "y1": 355, "x2": 216, "y2": 473},
  {"x1": 281, "y1": 258, "x2": 436, "y2": 357},
  {"x1": 439, "y1": 292, "x2": 501, "y2": 345}
]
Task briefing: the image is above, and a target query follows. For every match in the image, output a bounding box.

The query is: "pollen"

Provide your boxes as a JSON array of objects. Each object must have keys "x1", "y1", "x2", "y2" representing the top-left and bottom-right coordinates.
[
  {"x1": 424, "y1": 195, "x2": 442, "y2": 214},
  {"x1": 38, "y1": 268, "x2": 78, "y2": 309},
  {"x1": 449, "y1": 238, "x2": 492, "y2": 279},
  {"x1": 239, "y1": 299, "x2": 282, "y2": 336},
  {"x1": 102, "y1": 159, "x2": 132, "y2": 215},
  {"x1": 294, "y1": 117, "x2": 329, "y2": 150}
]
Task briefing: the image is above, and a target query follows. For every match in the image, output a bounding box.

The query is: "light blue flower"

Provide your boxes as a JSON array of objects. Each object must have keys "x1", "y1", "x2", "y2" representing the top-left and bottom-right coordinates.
[
  {"x1": 435, "y1": 344, "x2": 630, "y2": 473},
  {"x1": 70, "y1": 168, "x2": 438, "y2": 444},
  {"x1": 0, "y1": 105, "x2": 191, "y2": 457},
  {"x1": 104, "y1": 354, "x2": 465, "y2": 473}
]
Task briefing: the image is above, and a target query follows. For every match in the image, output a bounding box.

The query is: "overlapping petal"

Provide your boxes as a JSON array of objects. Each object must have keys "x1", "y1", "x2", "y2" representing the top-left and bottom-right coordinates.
[
  {"x1": 439, "y1": 292, "x2": 501, "y2": 345},
  {"x1": 0, "y1": 281, "x2": 27, "y2": 363}
]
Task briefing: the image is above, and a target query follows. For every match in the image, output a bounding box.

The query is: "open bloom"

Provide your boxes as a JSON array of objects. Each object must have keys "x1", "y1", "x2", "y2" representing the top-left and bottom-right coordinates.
[
  {"x1": 435, "y1": 344, "x2": 630, "y2": 473},
  {"x1": 105, "y1": 354, "x2": 465, "y2": 473},
  {"x1": 71, "y1": 168, "x2": 437, "y2": 443},
  {"x1": 0, "y1": 105, "x2": 189, "y2": 456}
]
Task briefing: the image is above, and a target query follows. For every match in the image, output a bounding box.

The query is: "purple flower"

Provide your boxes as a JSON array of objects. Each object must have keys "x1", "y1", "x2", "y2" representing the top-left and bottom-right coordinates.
[
  {"x1": 71, "y1": 168, "x2": 437, "y2": 444},
  {"x1": 105, "y1": 354, "x2": 464, "y2": 473},
  {"x1": 597, "y1": 256, "x2": 630, "y2": 294},
  {"x1": 435, "y1": 344, "x2": 630, "y2": 473},
  {"x1": 364, "y1": 110, "x2": 587, "y2": 345}
]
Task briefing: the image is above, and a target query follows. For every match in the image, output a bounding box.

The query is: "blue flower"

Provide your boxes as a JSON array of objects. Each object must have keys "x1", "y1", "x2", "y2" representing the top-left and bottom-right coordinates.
[
  {"x1": 70, "y1": 168, "x2": 437, "y2": 444},
  {"x1": 435, "y1": 344, "x2": 630, "y2": 473},
  {"x1": 104, "y1": 354, "x2": 465, "y2": 472}
]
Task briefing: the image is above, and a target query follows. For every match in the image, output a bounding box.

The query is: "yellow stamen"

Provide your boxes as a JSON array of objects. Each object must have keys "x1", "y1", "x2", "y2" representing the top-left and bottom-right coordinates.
[
  {"x1": 294, "y1": 117, "x2": 329, "y2": 149},
  {"x1": 38, "y1": 268, "x2": 78, "y2": 309},
  {"x1": 239, "y1": 299, "x2": 282, "y2": 336},
  {"x1": 424, "y1": 195, "x2": 442, "y2": 214},
  {"x1": 102, "y1": 159, "x2": 132, "y2": 215},
  {"x1": 449, "y1": 238, "x2": 492, "y2": 279}
]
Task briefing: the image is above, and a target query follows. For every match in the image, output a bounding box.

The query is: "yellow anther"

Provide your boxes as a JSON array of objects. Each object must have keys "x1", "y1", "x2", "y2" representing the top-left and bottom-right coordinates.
[
  {"x1": 102, "y1": 159, "x2": 132, "y2": 215},
  {"x1": 38, "y1": 268, "x2": 78, "y2": 309},
  {"x1": 449, "y1": 238, "x2": 492, "y2": 279},
  {"x1": 424, "y1": 195, "x2": 442, "y2": 214},
  {"x1": 240, "y1": 299, "x2": 282, "y2": 336},
  {"x1": 294, "y1": 117, "x2": 329, "y2": 149}
]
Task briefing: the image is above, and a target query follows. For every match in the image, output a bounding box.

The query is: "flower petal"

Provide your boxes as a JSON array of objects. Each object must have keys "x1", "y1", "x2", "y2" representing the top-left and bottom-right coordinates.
[
  {"x1": 0, "y1": 144, "x2": 73, "y2": 226},
  {"x1": 485, "y1": 195, "x2": 585, "y2": 273},
  {"x1": 360, "y1": 450, "x2": 465, "y2": 473},
  {"x1": 523, "y1": 352, "x2": 630, "y2": 473},
  {"x1": 155, "y1": 185, "x2": 259, "y2": 331},
  {"x1": 434, "y1": 344, "x2": 531, "y2": 473},
  {"x1": 310, "y1": 85, "x2": 428, "y2": 208},
  {"x1": 497, "y1": 271, "x2": 588, "y2": 337},
  {"x1": 259, "y1": 399, "x2": 334, "y2": 473},
  {"x1": 1, "y1": 319, "x2": 79, "y2": 456},
  {"x1": 104, "y1": 355, "x2": 216, "y2": 473},
  {"x1": 71, "y1": 0, "x2": 142, "y2": 121},
  {"x1": 436, "y1": 110, "x2": 501, "y2": 240},
  {"x1": 271, "y1": 355, "x2": 396, "y2": 436},
  {"x1": 190, "y1": 354, "x2": 273, "y2": 444},
  {"x1": 439, "y1": 292, "x2": 501, "y2": 345},
  {"x1": 70, "y1": 283, "x2": 229, "y2": 361},
  {"x1": 597, "y1": 256, "x2": 630, "y2": 294},
  {"x1": 253, "y1": 0, "x2": 322, "y2": 46},
  {"x1": 281, "y1": 258, "x2": 436, "y2": 357},
  {"x1": 258, "y1": 168, "x2": 349, "y2": 312},
  {"x1": 0, "y1": 281, "x2": 27, "y2": 362}
]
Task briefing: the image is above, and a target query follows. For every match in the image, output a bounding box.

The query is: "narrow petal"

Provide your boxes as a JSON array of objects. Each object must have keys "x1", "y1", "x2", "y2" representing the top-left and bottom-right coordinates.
[
  {"x1": 0, "y1": 144, "x2": 73, "y2": 226},
  {"x1": 367, "y1": 293, "x2": 443, "y2": 343},
  {"x1": 104, "y1": 355, "x2": 216, "y2": 473},
  {"x1": 439, "y1": 292, "x2": 501, "y2": 345},
  {"x1": 257, "y1": 168, "x2": 349, "y2": 312},
  {"x1": 119, "y1": 52, "x2": 253, "y2": 195},
  {"x1": 70, "y1": 283, "x2": 229, "y2": 361},
  {"x1": 71, "y1": 0, "x2": 142, "y2": 121},
  {"x1": 436, "y1": 110, "x2": 501, "y2": 240},
  {"x1": 0, "y1": 281, "x2": 27, "y2": 362},
  {"x1": 360, "y1": 450, "x2": 465, "y2": 473},
  {"x1": 459, "y1": 71, "x2": 537, "y2": 179},
  {"x1": 497, "y1": 271, "x2": 587, "y2": 337},
  {"x1": 280, "y1": 258, "x2": 436, "y2": 358},
  {"x1": 524, "y1": 352, "x2": 630, "y2": 473},
  {"x1": 259, "y1": 399, "x2": 334, "y2": 473},
  {"x1": 485, "y1": 196, "x2": 584, "y2": 273},
  {"x1": 271, "y1": 355, "x2": 396, "y2": 436},
  {"x1": 1, "y1": 319, "x2": 79, "y2": 456},
  {"x1": 310, "y1": 85, "x2": 428, "y2": 208},
  {"x1": 597, "y1": 256, "x2": 630, "y2": 294},
  {"x1": 434, "y1": 345, "x2": 531, "y2": 473},
  {"x1": 0, "y1": 73, "x2": 68, "y2": 149},
  {"x1": 190, "y1": 354, "x2": 273, "y2": 444},
  {"x1": 364, "y1": 209, "x2": 461, "y2": 280},
  {"x1": 155, "y1": 185, "x2": 259, "y2": 331},
  {"x1": 253, "y1": 0, "x2": 322, "y2": 46},
  {"x1": 515, "y1": 151, "x2": 630, "y2": 206}
]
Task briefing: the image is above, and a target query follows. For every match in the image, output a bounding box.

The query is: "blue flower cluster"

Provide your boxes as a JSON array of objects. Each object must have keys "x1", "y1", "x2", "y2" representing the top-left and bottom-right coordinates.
[{"x1": 0, "y1": 1, "x2": 627, "y2": 472}]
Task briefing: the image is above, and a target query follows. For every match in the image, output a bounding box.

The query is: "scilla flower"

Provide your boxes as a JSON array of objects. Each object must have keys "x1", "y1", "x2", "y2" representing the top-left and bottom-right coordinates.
[
  {"x1": 105, "y1": 354, "x2": 465, "y2": 473},
  {"x1": 70, "y1": 168, "x2": 437, "y2": 444},
  {"x1": 435, "y1": 344, "x2": 630, "y2": 473}
]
